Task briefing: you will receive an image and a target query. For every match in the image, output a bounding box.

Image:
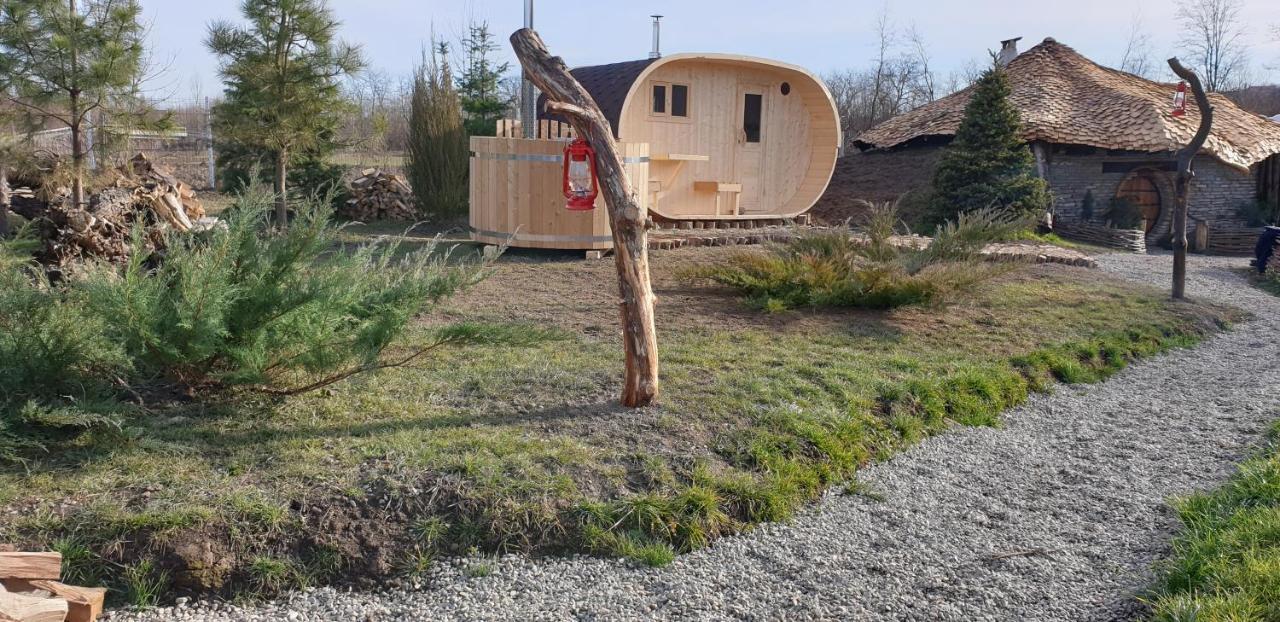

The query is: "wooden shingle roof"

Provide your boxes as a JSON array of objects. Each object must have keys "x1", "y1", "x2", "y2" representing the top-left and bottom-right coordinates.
[{"x1": 855, "y1": 38, "x2": 1280, "y2": 171}]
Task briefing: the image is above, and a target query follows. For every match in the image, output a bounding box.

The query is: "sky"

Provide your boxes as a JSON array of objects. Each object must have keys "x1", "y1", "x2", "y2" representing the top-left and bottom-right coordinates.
[{"x1": 143, "y1": 0, "x2": 1280, "y2": 103}]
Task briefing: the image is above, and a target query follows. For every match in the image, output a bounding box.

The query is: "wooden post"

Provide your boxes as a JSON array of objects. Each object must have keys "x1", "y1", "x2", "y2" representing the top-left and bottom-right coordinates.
[
  {"x1": 510, "y1": 28, "x2": 660, "y2": 407},
  {"x1": 1167, "y1": 58, "x2": 1213, "y2": 300}
]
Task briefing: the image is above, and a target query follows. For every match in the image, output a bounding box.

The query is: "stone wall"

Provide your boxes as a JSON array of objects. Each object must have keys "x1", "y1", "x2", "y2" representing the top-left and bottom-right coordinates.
[
  {"x1": 810, "y1": 145, "x2": 940, "y2": 225},
  {"x1": 813, "y1": 143, "x2": 1259, "y2": 242},
  {"x1": 1043, "y1": 146, "x2": 1256, "y2": 240}
]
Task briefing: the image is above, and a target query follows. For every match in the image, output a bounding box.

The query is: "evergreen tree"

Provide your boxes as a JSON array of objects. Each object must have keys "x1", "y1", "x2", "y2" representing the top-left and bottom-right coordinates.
[
  {"x1": 928, "y1": 62, "x2": 1049, "y2": 224},
  {"x1": 456, "y1": 22, "x2": 510, "y2": 137},
  {"x1": 407, "y1": 41, "x2": 468, "y2": 220},
  {"x1": 206, "y1": 0, "x2": 364, "y2": 226},
  {"x1": 0, "y1": 0, "x2": 159, "y2": 208}
]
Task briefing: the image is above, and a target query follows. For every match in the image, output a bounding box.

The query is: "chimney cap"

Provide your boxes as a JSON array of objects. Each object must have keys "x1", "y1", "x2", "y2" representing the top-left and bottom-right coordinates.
[{"x1": 1000, "y1": 37, "x2": 1022, "y2": 48}]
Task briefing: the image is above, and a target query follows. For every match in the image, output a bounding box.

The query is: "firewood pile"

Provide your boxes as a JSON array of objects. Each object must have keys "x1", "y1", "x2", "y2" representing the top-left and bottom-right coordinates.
[
  {"x1": 341, "y1": 168, "x2": 415, "y2": 221},
  {"x1": 0, "y1": 552, "x2": 105, "y2": 622},
  {"x1": 10, "y1": 152, "x2": 214, "y2": 270}
]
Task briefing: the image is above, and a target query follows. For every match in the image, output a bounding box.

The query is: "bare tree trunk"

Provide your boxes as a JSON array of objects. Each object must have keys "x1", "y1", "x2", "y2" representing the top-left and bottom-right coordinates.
[
  {"x1": 274, "y1": 149, "x2": 289, "y2": 226},
  {"x1": 0, "y1": 166, "x2": 9, "y2": 237},
  {"x1": 1167, "y1": 57, "x2": 1214, "y2": 300},
  {"x1": 70, "y1": 116, "x2": 86, "y2": 209},
  {"x1": 68, "y1": 0, "x2": 84, "y2": 209},
  {"x1": 510, "y1": 28, "x2": 660, "y2": 408}
]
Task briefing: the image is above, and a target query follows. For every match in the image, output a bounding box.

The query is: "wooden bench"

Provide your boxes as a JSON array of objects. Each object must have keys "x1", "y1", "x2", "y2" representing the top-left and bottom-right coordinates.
[{"x1": 693, "y1": 181, "x2": 743, "y2": 216}]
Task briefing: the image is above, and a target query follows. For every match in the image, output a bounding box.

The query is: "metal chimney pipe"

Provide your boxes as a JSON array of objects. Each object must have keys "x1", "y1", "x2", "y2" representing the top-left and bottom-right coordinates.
[
  {"x1": 520, "y1": 0, "x2": 537, "y2": 138},
  {"x1": 650, "y1": 15, "x2": 663, "y2": 59}
]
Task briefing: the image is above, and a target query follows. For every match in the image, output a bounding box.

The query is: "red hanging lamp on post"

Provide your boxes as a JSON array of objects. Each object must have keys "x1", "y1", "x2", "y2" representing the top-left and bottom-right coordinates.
[
  {"x1": 1172, "y1": 81, "x2": 1188, "y2": 117},
  {"x1": 562, "y1": 137, "x2": 599, "y2": 211}
]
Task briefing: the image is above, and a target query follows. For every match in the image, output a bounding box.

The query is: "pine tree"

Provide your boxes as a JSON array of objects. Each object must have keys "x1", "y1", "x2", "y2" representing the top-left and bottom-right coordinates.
[
  {"x1": 206, "y1": 0, "x2": 364, "y2": 226},
  {"x1": 407, "y1": 41, "x2": 468, "y2": 220},
  {"x1": 456, "y1": 23, "x2": 511, "y2": 137},
  {"x1": 0, "y1": 0, "x2": 160, "y2": 208},
  {"x1": 928, "y1": 62, "x2": 1049, "y2": 225}
]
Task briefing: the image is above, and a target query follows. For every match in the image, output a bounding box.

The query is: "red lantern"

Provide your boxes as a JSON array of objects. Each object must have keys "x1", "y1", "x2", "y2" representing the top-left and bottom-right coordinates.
[
  {"x1": 562, "y1": 138, "x2": 599, "y2": 211},
  {"x1": 1172, "y1": 81, "x2": 1187, "y2": 117}
]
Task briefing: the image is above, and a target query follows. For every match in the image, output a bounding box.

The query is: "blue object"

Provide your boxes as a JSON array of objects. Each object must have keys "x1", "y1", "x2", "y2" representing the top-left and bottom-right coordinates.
[{"x1": 1256, "y1": 226, "x2": 1280, "y2": 273}]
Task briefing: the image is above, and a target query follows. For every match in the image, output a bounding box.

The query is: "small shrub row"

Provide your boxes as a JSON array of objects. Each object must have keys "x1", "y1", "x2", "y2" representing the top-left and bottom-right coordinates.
[{"x1": 690, "y1": 204, "x2": 1030, "y2": 311}]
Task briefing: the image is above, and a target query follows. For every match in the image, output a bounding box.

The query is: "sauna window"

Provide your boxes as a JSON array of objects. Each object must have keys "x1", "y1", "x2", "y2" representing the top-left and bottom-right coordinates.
[
  {"x1": 652, "y1": 84, "x2": 667, "y2": 115},
  {"x1": 671, "y1": 84, "x2": 689, "y2": 117},
  {"x1": 780, "y1": 82, "x2": 791, "y2": 96},
  {"x1": 743, "y1": 93, "x2": 763, "y2": 143}
]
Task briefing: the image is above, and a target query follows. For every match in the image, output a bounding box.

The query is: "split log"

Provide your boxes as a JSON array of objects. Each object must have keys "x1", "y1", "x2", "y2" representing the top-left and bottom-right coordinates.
[
  {"x1": 23, "y1": 582, "x2": 102, "y2": 622},
  {"x1": 340, "y1": 170, "x2": 416, "y2": 221},
  {"x1": 0, "y1": 554, "x2": 61, "y2": 581},
  {"x1": 1167, "y1": 58, "x2": 1213, "y2": 300},
  {"x1": 511, "y1": 28, "x2": 660, "y2": 407},
  {"x1": 0, "y1": 591, "x2": 66, "y2": 622}
]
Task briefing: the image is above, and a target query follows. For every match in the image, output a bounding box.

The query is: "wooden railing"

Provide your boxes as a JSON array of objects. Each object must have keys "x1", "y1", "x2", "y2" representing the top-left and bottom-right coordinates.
[{"x1": 494, "y1": 119, "x2": 577, "y2": 139}]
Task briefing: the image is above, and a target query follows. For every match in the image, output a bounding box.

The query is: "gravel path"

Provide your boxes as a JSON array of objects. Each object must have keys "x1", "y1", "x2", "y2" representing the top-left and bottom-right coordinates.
[{"x1": 112, "y1": 253, "x2": 1280, "y2": 622}]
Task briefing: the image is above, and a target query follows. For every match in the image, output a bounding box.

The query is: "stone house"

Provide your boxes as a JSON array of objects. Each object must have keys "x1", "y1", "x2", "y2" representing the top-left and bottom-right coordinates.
[{"x1": 828, "y1": 38, "x2": 1280, "y2": 252}]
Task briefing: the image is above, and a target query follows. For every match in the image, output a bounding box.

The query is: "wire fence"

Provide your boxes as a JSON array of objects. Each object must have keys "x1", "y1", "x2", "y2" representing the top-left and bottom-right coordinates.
[
  {"x1": 13, "y1": 98, "x2": 417, "y2": 191},
  {"x1": 21, "y1": 99, "x2": 217, "y2": 190}
]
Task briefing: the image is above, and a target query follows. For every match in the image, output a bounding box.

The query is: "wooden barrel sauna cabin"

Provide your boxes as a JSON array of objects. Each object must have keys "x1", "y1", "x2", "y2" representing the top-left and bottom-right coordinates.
[{"x1": 470, "y1": 53, "x2": 841, "y2": 251}]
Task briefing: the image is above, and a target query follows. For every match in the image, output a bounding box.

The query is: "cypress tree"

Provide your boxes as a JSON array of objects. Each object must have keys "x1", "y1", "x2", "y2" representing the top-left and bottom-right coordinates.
[
  {"x1": 928, "y1": 63, "x2": 1049, "y2": 224},
  {"x1": 407, "y1": 41, "x2": 468, "y2": 220}
]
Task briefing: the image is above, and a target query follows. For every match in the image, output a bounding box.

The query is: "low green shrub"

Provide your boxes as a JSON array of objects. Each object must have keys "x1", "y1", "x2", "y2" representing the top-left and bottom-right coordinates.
[
  {"x1": 1103, "y1": 196, "x2": 1145, "y2": 230},
  {"x1": 1, "y1": 189, "x2": 499, "y2": 463},
  {"x1": 80, "y1": 189, "x2": 491, "y2": 394},
  {"x1": 0, "y1": 230, "x2": 130, "y2": 461},
  {"x1": 690, "y1": 204, "x2": 1029, "y2": 311}
]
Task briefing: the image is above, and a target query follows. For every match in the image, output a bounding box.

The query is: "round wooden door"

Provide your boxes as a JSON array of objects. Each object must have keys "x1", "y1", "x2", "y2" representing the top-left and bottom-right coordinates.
[{"x1": 1116, "y1": 174, "x2": 1162, "y2": 233}]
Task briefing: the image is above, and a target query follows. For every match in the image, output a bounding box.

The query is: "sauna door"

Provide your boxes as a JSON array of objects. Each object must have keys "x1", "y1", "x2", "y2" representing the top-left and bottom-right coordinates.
[{"x1": 736, "y1": 85, "x2": 767, "y2": 214}]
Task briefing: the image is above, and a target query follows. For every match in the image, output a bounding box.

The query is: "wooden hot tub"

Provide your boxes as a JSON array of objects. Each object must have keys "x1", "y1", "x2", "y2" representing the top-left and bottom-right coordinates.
[{"x1": 468, "y1": 136, "x2": 650, "y2": 250}]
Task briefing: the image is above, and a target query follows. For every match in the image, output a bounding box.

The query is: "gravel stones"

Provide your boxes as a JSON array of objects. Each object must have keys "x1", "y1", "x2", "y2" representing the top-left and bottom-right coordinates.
[{"x1": 112, "y1": 253, "x2": 1279, "y2": 621}]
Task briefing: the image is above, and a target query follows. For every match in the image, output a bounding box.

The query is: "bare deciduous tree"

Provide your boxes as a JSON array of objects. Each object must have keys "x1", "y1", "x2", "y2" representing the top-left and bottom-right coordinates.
[
  {"x1": 825, "y1": 11, "x2": 937, "y2": 149},
  {"x1": 1119, "y1": 12, "x2": 1155, "y2": 78},
  {"x1": 1176, "y1": 0, "x2": 1249, "y2": 91}
]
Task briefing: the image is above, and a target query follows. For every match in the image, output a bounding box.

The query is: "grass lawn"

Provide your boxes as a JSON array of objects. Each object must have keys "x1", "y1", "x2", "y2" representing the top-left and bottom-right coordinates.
[
  {"x1": 331, "y1": 152, "x2": 407, "y2": 171},
  {"x1": 1148, "y1": 422, "x2": 1280, "y2": 620},
  {"x1": 0, "y1": 245, "x2": 1238, "y2": 603},
  {"x1": 1244, "y1": 268, "x2": 1280, "y2": 297}
]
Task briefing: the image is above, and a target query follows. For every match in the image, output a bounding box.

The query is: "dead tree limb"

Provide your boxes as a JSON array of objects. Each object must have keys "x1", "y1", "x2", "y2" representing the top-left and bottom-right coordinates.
[
  {"x1": 0, "y1": 166, "x2": 9, "y2": 238},
  {"x1": 1167, "y1": 58, "x2": 1213, "y2": 300},
  {"x1": 510, "y1": 28, "x2": 660, "y2": 407}
]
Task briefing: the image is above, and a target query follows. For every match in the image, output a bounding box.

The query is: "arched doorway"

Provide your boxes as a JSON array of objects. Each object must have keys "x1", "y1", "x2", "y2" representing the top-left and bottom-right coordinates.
[{"x1": 1115, "y1": 173, "x2": 1163, "y2": 234}]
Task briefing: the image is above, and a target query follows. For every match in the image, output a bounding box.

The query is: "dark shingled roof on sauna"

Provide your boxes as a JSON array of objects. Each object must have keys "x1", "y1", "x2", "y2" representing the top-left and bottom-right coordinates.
[
  {"x1": 855, "y1": 38, "x2": 1280, "y2": 170},
  {"x1": 538, "y1": 58, "x2": 656, "y2": 138}
]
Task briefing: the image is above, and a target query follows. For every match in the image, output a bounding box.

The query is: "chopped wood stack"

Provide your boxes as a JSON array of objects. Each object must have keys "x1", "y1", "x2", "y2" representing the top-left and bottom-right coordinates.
[
  {"x1": 112, "y1": 152, "x2": 207, "y2": 232},
  {"x1": 0, "y1": 552, "x2": 106, "y2": 622},
  {"x1": 11, "y1": 153, "x2": 213, "y2": 270},
  {"x1": 341, "y1": 169, "x2": 415, "y2": 221}
]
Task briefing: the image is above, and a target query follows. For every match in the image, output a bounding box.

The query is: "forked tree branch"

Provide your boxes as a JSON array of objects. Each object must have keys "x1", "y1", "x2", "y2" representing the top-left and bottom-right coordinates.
[{"x1": 509, "y1": 28, "x2": 660, "y2": 407}]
